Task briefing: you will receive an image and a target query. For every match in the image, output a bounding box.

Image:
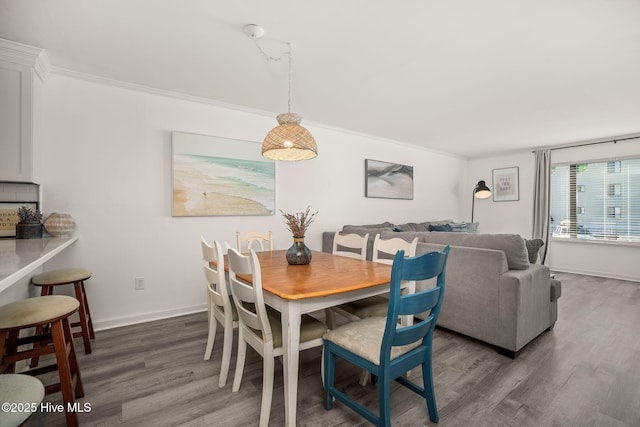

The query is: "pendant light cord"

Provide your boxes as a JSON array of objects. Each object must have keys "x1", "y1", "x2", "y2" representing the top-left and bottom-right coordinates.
[
  {"x1": 287, "y1": 43, "x2": 292, "y2": 113},
  {"x1": 249, "y1": 36, "x2": 293, "y2": 113}
]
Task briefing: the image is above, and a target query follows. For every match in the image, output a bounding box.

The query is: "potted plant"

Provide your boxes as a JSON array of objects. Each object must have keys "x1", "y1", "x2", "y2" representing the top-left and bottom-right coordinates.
[{"x1": 16, "y1": 205, "x2": 44, "y2": 239}]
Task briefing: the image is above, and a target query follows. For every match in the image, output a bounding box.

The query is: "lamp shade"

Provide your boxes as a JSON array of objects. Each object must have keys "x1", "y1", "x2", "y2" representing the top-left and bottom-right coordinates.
[
  {"x1": 262, "y1": 113, "x2": 318, "y2": 161},
  {"x1": 474, "y1": 180, "x2": 492, "y2": 199}
]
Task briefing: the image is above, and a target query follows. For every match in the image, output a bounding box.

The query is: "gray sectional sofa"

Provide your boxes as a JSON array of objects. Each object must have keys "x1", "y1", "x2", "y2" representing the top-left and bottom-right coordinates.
[{"x1": 321, "y1": 221, "x2": 561, "y2": 358}]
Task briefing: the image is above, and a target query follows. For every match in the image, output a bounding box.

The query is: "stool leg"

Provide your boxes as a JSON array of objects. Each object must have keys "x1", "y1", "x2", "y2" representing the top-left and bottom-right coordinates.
[
  {"x1": 2, "y1": 330, "x2": 19, "y2": 373},
  {"x1": 81, "y1": 281, "x2": 95, "y2": 339},
  {"x1": 30, "y1": 285, "x2": 53, "y2": 368},
  {"x1": 62, "y1": 316, "x2": 84, "y2": 399},
  {"x1": 51, "y1": 319, "x2": 80, "y2": 427},
  {"x1": 73, "y1": 281, "x2": 92, "y2": 354}
]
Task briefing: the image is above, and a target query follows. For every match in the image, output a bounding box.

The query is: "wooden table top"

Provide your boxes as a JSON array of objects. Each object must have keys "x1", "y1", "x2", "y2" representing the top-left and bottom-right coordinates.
[{"x1": 228, "y1": 250, "x2": 392, "y2": 301}]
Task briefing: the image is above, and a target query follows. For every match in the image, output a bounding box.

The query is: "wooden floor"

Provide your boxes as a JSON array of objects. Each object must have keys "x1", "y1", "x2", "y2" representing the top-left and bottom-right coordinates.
[{"x1": 22, "y1": 272, "x2": 640, "y2": 427}]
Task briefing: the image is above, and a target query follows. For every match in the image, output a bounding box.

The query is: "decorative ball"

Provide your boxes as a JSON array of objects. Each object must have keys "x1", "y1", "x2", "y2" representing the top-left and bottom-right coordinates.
[{"x1": 43, "y1": 213, "x2": 76, "y2": 236}]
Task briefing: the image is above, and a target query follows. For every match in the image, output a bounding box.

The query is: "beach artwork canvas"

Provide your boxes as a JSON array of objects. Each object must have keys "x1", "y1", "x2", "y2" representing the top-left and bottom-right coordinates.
[
  {"x1": 172, "y1": 132, "x2": 275, "y2": 216},
  {"x1": 365, "y1": 159, "x2": 414, "y2": 199}
]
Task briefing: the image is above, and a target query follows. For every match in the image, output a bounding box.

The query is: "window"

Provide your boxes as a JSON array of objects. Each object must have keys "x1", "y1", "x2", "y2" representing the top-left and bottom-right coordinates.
[{"x1": 550, "y1": 157, "x2": 640, "y2": 242}]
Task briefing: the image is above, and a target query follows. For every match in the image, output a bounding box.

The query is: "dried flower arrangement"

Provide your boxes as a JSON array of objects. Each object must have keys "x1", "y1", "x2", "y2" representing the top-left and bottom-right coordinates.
[
  {"x1": 17, "y1": 205, "x2": 43, "y2": 223},
  {"x1": 280, "y1": 206, "x2": 318, "y2": 238}
]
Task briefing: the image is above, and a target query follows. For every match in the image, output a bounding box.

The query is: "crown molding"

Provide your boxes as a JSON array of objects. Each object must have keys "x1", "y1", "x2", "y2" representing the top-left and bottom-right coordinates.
[{"x1": 0, "y1": 38, "x2": 51, "y2": 81}]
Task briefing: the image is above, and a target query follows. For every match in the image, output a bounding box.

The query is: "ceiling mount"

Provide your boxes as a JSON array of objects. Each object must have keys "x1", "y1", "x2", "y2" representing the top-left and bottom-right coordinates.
[{"x1": 243, "y1": 24, "x2": 264, "y2": 40}]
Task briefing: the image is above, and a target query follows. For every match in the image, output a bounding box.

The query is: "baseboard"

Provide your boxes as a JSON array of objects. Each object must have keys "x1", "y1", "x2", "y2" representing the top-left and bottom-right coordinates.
[
  {"x1": 93, "y1": 303, "x2": 207, "y2": 331},
  {"x1": 550, "y1": 266, "x2": 640, "y2": 282}
]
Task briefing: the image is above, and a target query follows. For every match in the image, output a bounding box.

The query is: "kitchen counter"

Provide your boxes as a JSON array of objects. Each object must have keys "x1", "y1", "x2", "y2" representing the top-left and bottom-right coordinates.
[{"x1": 0, "y1": 236, "x2": 79, "y2": 293}]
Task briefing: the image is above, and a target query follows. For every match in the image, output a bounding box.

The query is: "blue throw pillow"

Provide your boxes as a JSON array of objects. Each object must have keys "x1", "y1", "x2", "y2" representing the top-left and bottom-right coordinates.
[{"x1": 428, "y1": 224, "x2": 452, "y2": 232}]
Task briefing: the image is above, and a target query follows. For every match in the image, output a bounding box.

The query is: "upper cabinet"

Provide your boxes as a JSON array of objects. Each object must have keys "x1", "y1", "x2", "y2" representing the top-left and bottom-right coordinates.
[{"x1": 0, "y1": 39, "x2": 50, "y2": 182}]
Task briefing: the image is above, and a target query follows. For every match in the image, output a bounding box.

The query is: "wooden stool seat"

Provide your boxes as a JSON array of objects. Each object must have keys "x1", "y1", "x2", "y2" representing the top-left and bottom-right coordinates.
[
  {"x1": 0, "y1": 296, "x2": 84, "y2": 427},
  {"x1": 0, "y1": 295, "x2": 79, "y2": 329},
  {"x1": 32, "y1": 268, "x2": 91, "y2": 286},
  {"x1": 31, "y1": 268, "x2": 94, "y2": 355},
  {"x1": 0, "y1": 374, "x2": 45, "y2": 427}
]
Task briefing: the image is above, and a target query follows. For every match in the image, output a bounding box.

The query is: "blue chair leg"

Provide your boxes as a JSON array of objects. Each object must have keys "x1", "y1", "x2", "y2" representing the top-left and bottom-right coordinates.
[
  {"x1": 378, "y1": 374, "x2": 392, "y2": 427},
  {"x1": 422, "y1": 352, "x2": 439, "y2": 423},
  {"x1": 324, "y1": 347, "x2": 335, "y2": 410}
]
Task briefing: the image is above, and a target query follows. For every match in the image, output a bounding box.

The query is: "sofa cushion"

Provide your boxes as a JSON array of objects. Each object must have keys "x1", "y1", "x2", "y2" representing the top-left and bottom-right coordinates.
[
  {"x1": 380, "y1": 230, "x2": 427, "y2": 243},
  {"x1": 341, "y1": 226, "x2": 385, "y2": 236},
  {"x1": 342, "y1": 222, "x2": 394, "y2": 232},
  {"x1": 395, "y1": 220, "x2": 453, "y2": 232},
  {"x1": 524, "y1": 238, "x2": 545, "y2": 263},
  {"x1": 424, "y1": 232, "x2": 530, "y2": 270}
]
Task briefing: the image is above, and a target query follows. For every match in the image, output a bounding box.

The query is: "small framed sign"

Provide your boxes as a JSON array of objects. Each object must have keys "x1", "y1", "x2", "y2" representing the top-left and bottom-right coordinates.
[
  {"x1": 0, "y1": 202, "x2": 39, "y2": 238},
  {"x1": 492, "y1": 167, "x2": 519, "y2": 202}
]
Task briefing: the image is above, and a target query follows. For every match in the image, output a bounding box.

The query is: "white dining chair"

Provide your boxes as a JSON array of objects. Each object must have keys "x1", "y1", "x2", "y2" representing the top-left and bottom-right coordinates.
[
  {"x1": 331, "y1": 231, "x2": 369, "y2": 260},
  {"x1": 326, "y1": 232, "x2": 369, "y2": 329},
  {"x1": 335, "y1": 235, "x2": 419, "y2": 321},
  {"x1": 201, "y1": 237, "x2": 237, "y2": 388},
  {"x1": 236, "y1": 230, "x2": 273, "y2": 252},
  {"x1": 227, "y1": 248, "x2": 328, "y2": 427}
]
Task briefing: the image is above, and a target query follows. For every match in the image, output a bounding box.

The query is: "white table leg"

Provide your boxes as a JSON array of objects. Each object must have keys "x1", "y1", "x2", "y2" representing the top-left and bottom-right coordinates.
[{"x1": 281, "y1": 301, "x2": 302, "y2": 427}]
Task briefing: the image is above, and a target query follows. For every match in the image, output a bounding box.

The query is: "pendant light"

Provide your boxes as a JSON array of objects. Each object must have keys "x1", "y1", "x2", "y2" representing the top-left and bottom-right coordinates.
[{"x1": 244, "y1": 24, "x2": 318, "y2": 161}]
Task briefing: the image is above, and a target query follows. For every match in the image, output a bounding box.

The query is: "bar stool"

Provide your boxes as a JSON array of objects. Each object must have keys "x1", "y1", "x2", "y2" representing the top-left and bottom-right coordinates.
[
  {"x1": 0, "y1": 295, "x2": 84, "y2": 427},
  {"x1": 0, "y1": 374, "x2": 45, "y2": 427},
  {"x1": 31, "y1": 268, "x2": 95, "y2": 355}
]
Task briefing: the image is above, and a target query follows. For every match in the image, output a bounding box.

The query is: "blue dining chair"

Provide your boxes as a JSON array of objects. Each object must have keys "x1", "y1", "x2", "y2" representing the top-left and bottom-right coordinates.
[{"x1": 323, "y1": 246, "x2": 450, "y2": 426}]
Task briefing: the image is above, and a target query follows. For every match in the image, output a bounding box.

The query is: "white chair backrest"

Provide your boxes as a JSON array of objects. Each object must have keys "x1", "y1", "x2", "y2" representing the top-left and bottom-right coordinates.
[
  {"x1": 332, "y1": 231, "x2": 369, "y2": 260},
  {"x1": 227, "y1": 248, "x2": 273, "y2": 344},
  {"x1": 201, "y1": 238, "x2": 230, "y2": 309},
  {"x1": 236, "y1": 230, "x2": 273, "y2": 252},
  {"x1": 372, "y1": 235, "x2": 419, "y2": 265},
  {"x1": 201, "y1": 236, "x2": 216, "y2": 262}
]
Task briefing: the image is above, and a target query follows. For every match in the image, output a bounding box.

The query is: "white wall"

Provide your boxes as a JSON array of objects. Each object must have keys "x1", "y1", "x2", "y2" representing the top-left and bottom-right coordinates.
[
  {"x1": 33, "y1": 73, "x2": 467, "y2": 329},
  {"x1": 468, "y1": 142, "x2": 640, "y2": 281},
  {"x1": 466, "y1": 151, "x2": 535, "y2": 237}
]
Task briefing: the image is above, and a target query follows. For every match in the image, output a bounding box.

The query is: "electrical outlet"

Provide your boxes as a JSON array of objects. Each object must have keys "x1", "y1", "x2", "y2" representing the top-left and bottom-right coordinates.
[{"x1": 135, "y1": 277, "x2": 145, "y2": 290}]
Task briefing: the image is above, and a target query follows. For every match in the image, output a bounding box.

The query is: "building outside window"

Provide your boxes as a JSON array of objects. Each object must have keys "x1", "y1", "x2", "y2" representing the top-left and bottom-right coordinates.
[{"x1": 550, "y1": 157, "x2": 640, "y2": 242}]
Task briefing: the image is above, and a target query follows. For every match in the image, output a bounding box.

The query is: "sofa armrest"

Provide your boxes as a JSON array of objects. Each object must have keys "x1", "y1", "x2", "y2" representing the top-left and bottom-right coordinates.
[
  {"x1": 322, "y1": 231, "x2": 335, "y2": 254},
  {"x1": 498, "y1": 264, "x2": 553, "y2": 351}
]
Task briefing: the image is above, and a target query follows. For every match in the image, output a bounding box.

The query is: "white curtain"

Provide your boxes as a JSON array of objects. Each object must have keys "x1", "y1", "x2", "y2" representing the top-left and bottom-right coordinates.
[{"x1": 532, "y1": 149, "x2": 551, "y2": 263}]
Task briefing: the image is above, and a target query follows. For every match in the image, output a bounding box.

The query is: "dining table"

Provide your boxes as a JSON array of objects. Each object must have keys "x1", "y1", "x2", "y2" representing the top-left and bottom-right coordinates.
[{"x1": 225, "y1": 249, "x2": 393, "y2": 427}]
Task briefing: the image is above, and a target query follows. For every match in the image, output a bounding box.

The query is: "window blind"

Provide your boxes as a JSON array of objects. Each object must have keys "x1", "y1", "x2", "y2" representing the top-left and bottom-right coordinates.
[{"x1": 550, "y1": 157, "x2": 640, "y2": 242}]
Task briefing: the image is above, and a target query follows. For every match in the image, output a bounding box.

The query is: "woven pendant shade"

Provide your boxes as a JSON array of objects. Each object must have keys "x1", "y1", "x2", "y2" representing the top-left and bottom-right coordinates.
[{"x1": 262, "y1": 113, "x2": 318, "y2": 161}]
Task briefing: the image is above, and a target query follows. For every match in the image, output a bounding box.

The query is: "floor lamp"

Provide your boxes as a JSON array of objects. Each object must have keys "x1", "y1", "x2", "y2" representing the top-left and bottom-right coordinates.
[{"x1": 471, "y1": 180, "x2": 492, "y2": 223}]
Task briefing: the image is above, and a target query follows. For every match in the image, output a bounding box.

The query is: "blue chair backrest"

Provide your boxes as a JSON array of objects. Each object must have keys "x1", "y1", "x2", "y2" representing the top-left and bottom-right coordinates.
[{"x1": 381, "y1": 246, "x2": 450, "y2": 359}]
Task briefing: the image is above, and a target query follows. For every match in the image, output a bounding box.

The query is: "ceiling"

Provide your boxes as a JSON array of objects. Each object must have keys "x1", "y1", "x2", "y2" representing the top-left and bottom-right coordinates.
[{"x1": 2, "y1": 0, "x2": 640, "y2": 158}]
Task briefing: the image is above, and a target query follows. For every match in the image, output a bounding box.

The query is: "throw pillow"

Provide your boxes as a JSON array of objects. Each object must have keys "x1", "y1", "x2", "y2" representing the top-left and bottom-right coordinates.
[
  {"x1": 429, "y1": 224, "x2": 452, "y2": 232},
  {"x1": 524, "y1": 239, "x2": 545, "y2": 264},
  {"x1": 449, "y1": 222, "x2": 468, "y2": 232}
]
